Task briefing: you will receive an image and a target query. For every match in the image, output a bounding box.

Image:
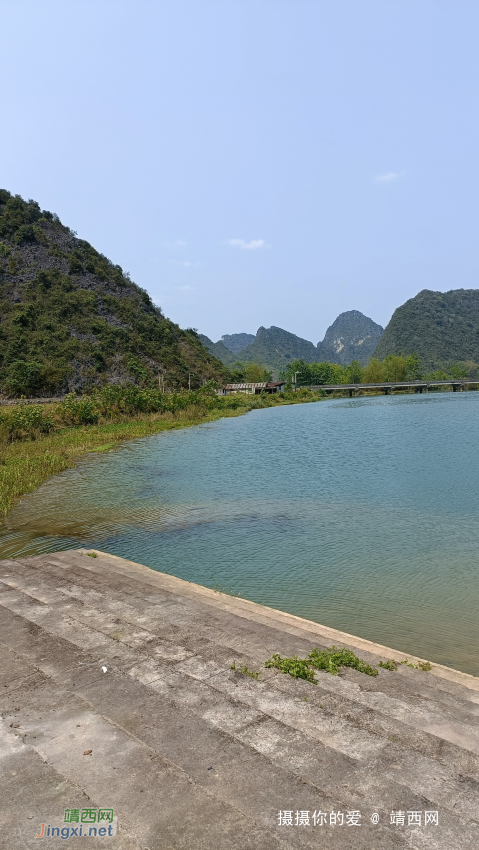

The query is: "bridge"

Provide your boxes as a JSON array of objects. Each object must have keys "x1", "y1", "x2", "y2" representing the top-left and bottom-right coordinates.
[{"x1": 298, "y1": 379, "x2": 479, "y2": 397}]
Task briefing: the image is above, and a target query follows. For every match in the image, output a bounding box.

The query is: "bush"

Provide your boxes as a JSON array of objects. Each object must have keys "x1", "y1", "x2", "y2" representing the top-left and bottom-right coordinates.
[
  {"x1": 3, "y1": 360, "x2": 45, "y2": 396},
  {"x1": 58, "y1": 394, "x2": 99, "y2": 425},
  {"x1": 14, "y1": 224, "x2": 36, "y2": 244},
  {"x1": 0, "y1": 405, "x2": 55, "y2": 440}
]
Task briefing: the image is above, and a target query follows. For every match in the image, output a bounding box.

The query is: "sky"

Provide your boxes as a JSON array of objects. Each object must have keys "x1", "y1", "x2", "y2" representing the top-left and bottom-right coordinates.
[{"x1": 2, "y1": 1, "x2": 479, "y2": 343}]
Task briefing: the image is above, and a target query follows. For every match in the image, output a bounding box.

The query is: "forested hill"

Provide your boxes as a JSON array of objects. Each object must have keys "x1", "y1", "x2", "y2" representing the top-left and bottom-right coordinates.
[
  {"x1": 198, "y1": 334, "x2": 237, "y2": 367},
  {"x1": 374, "y1": 288, "x2": 479, "y2": 370},
  {"x1": 0, "y1": 190, "x2": 228, "y2": 396},
  {"x1": 238, "y1": 326, "x2": 318, "y2": 372}
]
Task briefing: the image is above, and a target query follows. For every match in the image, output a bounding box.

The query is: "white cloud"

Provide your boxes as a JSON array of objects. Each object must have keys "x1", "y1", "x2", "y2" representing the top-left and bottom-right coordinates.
[
  {"x1": 228, "y1": 238, "x2": 266, "y2": 250},
  {"x1": 168, "y1": 259, "x2": 199, "y2": 267},
  {"x1": 375, "y1": 172, "x2": 401, "y2": 183}
]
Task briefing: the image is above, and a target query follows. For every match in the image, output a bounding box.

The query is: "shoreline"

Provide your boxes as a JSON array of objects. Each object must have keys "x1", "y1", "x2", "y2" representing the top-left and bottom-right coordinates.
[{"x1": 2, "y1": 383, "x2": 476, "y2": 523}]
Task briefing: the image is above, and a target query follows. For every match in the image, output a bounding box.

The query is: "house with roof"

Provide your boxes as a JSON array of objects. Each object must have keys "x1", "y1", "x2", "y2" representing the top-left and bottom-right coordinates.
[{"x1": 218, "y1": 381, "x2": 286, "y2": 395}]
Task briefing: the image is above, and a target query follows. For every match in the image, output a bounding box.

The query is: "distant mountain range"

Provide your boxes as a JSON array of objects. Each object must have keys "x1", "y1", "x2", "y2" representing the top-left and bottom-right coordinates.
[
  {"x1": 201, "y1": 311, "x2": 384, "y2": 374},
  {"x1": 374, "y1": 289, "x2": 479, "y2": 370}
]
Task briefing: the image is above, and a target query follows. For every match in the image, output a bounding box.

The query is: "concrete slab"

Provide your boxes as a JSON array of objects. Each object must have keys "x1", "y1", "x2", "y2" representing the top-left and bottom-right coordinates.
[{"x1": 1, "y1": 548, "x2": 479, "y2": 849}]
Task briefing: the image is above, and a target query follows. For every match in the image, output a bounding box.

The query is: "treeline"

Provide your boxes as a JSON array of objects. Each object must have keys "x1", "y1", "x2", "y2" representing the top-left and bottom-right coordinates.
[{"x1": 280, "y1": 353, "x2": 479, "y2": 386}]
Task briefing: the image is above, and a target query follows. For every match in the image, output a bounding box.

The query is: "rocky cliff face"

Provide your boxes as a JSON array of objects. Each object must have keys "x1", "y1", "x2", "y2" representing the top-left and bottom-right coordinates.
[{"x1": 317, "y1": 310, "x2": 384, "y2": 365}]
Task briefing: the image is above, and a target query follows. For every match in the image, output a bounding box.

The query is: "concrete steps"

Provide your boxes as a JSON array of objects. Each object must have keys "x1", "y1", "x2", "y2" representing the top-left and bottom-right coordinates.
[{"x1": 1, "y1": 548, "x2": 479, "y2": 849}]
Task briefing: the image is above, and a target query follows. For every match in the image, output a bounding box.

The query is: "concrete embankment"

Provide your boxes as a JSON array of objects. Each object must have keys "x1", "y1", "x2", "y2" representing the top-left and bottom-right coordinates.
[{"x1": 1, "y1": 549, "x2": 479, "y2": 849}]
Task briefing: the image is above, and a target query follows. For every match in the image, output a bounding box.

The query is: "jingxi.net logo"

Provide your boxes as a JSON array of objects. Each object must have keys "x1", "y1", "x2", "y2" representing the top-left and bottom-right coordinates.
[{"x1": 35, "y1": 807, "x2": 117, "y2": 839}]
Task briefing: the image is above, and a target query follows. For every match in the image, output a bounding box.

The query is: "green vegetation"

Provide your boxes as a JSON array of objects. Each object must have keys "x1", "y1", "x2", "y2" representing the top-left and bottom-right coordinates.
[
  {"x1": 265, "y1": 647, "x2": 432, "y2": 682},
  {"x1": 0, "y1": 189, "x2": 228, "y2": 396},
  {"x1": 230, "y1": 662, "x2": 260, "y2": 679},
  {"x1": 308, "y1": 646, "x2": 378, "y2": 677},
  {"x1": 198, "y1": 334, "x2": 238, "y2": 367},
  {"x1": 228, "y1": 362, "x2": 273, "y2": 383},
  {"x1": 374, "y1": 288, "x2": 479, "y2": 370},
  {"x1": 265, "y1": 646, "x2": 379, "y2": 682},
  {"x1": 399, "y1": 658, "x2": 432, "y2": 671},
  {"x1": 265, "y1": 654, "x2": 317, "y2": 682},
  {"x1": 281, "y1": 351, "x2": 479, "y2": 386},
  {"x1": 378, "y1": 659, "x2": 398, "y2": 671}
]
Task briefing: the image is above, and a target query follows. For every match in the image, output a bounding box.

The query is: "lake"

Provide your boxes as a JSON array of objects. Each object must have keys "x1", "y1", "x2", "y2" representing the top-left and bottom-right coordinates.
[{"x1": 1, "y1": 391, "x2": 479, "y2": 675}]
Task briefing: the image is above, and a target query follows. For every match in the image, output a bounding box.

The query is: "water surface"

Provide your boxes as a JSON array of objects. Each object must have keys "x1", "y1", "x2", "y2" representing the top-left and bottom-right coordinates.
[{"x1": 2, "y1": 392, "x2": 479, "y2": 674}]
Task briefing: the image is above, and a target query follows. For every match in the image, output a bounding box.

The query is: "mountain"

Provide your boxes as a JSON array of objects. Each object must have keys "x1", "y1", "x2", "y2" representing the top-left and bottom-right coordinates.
[
  {"x1": 220, "y1": 332, "x2": 255, "y2": 354},
  {"x1": 206, "y1": 311, "x2": 384, "y2": 373},
  {"x1": 0, "y1": 190, "x2": 228, "y2": 396},
  {"x1": 237, "y1": 326, "x2": 318, "y2": 373},
  {"x1": 318, "y1": 310, "x2": 384, "y2": 365},
  {"x1": 198, "y1": 334, "x2": 237, "y2": 366},
  {"x1": 374, "y1": 288, "x2": 479, "y2": 370}
]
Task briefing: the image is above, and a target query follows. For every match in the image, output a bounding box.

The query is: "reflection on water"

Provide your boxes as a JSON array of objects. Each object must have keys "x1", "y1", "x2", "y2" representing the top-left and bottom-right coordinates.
[{"x1": 2, "y1": 392, "x2": 479, "y2": 675}]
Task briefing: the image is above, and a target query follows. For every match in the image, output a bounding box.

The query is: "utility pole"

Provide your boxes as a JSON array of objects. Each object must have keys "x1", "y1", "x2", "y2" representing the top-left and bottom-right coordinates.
[
  {"x1": 294, "y1": 372, "x2": 298, "y2": 392},
  {"x1": 188, "y1": 373, "x2": 191, "y2": 391}
]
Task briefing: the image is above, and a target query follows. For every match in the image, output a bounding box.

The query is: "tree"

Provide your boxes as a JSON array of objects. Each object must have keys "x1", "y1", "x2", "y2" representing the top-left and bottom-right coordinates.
[
  {"x1": 309, "y1": 362, "x2": 336, "y2": 384},
  {"x1": 229, "y1": 362, "x2": 272, "y2": 383},
  {"x1": 405, "y1": 352, "x2": 421, "y2": 380},
  {"x1": 346, "y1": 360, "x2": 363, "y2": 384},
  {"x1": 450, "y1": 362, "x2": 469, "y2": 379},
  {"x1": 383, "y1": 355, "x2": 407, "y2": 382},
  {"x1": 363, "y1": 358, "x2": 386, "y2": 383},
  {"x1": 243, "y1": 362, "x2": 272, "y2": 382}
]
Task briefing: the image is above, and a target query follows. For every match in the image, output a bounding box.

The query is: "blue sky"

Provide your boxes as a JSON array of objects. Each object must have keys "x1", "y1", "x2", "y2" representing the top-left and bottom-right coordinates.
[{"x1": 2, "y1": 1, "x2": 479, "y2": 343}]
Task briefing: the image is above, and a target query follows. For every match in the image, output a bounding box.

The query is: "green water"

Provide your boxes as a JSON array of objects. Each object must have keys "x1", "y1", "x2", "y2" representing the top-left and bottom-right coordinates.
[{"x1": 2, "y1": 392, "x2": 479, "y2": 675}]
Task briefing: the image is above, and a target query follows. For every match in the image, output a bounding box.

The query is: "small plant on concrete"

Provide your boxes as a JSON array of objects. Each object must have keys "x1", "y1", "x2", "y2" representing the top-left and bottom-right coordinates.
[
  {"x1": 265, "y1": 653, "x2": 317, "y2": 683},
  {"x1": 379, "y1": 659, "x2": 398, "y2": 671},
  {"x1": 241, "y1": 666, "x2": 260, "y2": 679},
  {"x1": 87, "y1": 552, "x2": 98, "y2": 558},
  {"x1": 230, "y1": 660, "x2": 260, "y2": 679},
  {"x1": 265, "y1": 645, "x2": 380, "y2": 682},
  {"x1": 308, "y1": 646, "x2": 378, "y2": 677},
  {"x1": 400, "y1": 658, "x2": 432, "y2": 671}
]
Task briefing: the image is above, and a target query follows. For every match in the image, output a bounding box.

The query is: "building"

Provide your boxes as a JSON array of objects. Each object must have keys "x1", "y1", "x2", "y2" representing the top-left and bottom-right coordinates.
[{"x1": 218, "y1": 381, "x2": 286, "y2": 395}]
